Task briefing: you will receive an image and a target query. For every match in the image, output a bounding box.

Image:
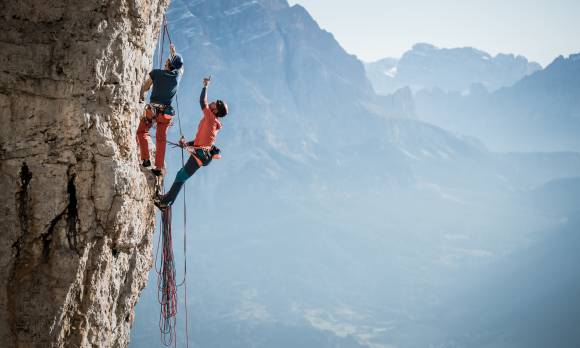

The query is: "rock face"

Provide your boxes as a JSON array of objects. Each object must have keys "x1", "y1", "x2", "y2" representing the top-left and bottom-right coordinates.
[{"x1": 0, "y1": 0, "x2": 168, "y2": 346}]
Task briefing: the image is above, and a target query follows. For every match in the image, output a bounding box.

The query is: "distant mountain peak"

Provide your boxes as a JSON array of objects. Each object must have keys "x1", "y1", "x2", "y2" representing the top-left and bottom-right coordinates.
[
  {"x1": 550, "y1": 52, "x2": 580, "y2": 65},
  {"x1": 412, "y1": 42, "x2": 436, "y2": 51},
  {"x1": 366, "y1": 43, "x2": 541, "y2": 94}
]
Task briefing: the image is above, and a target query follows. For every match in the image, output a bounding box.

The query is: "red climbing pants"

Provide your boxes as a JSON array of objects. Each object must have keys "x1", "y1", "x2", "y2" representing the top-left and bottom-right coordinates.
[{"x1": 136, "y1": 105, "x2": 172, "y2": 169}]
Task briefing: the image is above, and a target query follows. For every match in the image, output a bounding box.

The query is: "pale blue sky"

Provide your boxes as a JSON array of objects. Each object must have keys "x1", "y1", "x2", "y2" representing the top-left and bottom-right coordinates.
[{"x1": 288, "y1": 0, "x2": 580, "y2": 66}]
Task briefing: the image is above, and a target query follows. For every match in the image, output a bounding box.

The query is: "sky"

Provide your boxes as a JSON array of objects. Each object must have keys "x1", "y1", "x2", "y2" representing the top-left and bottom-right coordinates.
[{"x1": 288, "y1": 0, "x2": 580, "y2": 66}]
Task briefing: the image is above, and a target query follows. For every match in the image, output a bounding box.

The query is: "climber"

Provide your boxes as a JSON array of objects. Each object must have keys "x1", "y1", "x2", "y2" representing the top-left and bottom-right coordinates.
[
  {"x1": 137, "y1": 43, "x2": 183, "y2": 176},
  {"x1": 154, "y1": 77, "x2": 229, "y2": 209}
]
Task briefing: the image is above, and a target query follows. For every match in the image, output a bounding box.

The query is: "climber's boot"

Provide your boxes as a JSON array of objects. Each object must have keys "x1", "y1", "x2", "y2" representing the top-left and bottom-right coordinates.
[
  {"x1": 151, "y1": 167, "x2": 164, "y2": 176},
  {"x1": 153, "y1": 194, "x2": 168, "y2": 210}
]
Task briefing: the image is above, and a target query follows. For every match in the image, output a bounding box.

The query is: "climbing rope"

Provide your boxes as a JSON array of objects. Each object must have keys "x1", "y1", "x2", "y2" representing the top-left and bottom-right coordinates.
[
  {"x1": 153, "y1": 14, "x2": 190, "y2": 348},
  {"x1": 156, "y1": 207, "x2": 177, "y2": 346},
  {"x1": 158, "y1": 16, "x2": 166, "y2": 69}
]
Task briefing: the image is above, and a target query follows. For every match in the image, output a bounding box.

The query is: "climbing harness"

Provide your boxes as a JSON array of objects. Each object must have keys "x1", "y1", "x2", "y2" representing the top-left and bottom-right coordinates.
[
  {"x1": 150, "y1": 103, "x2": 172, "y2": 112},
  {"x1": 142, "y1": 103, "x2": 174, "y2": 127},
  {"x1": 152, "y1": 14, "x2": 190, "y2": 348},
  {"x1": 168, "y1": 140, "x2": 221, "y2": 166}
]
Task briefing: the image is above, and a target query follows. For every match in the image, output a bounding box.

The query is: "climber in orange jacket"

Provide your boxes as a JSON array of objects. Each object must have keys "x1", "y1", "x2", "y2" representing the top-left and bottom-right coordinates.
[
  {"x1": 154, "y1": 77, "x2": 228, "y2": 209},
  {"x1": 137, "y1": 43, "x2": 183, "y2": 176}
]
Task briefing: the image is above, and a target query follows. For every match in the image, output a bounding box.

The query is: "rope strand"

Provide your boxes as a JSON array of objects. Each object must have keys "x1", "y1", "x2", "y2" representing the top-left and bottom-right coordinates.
[{"x1": 155, "y1": 14, "x2": 189, "y2": 348}]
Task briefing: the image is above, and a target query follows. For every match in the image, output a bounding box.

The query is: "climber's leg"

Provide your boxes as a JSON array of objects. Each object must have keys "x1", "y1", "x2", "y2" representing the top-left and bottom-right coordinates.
[
  {"x1": 157, "y1": 154, "x2": 201, "y2": 207},
  {"x1": 137, "y1": 105, "x2": 154, "y2": 165},
  {"x1": 154, "y1": 112, "x2": 173, "y2": 170}
]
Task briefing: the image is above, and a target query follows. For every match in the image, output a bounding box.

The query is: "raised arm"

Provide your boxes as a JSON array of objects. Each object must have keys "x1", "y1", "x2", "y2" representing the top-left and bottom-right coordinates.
[
  {"x1": 199, "y1": 77, "x2": 210, "y2": 109},
  {"x1": 169, "y1": 44, "x2": 185, "y2": 74},
  {"x1": 169, "y1": 43, "x2": 176, "y2": 58}
]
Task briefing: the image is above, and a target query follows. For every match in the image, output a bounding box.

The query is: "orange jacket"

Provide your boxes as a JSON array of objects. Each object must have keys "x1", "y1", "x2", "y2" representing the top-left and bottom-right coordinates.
[{"x1": 193, "y1": 106, "x2": 222, "y2": 147}]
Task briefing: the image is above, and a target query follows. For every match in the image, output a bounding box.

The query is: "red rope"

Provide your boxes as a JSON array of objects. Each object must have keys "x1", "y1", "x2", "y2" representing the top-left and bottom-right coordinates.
[
  {"x1": 158, "y1": 17, "x2": 165, "y2": 69},
  {"x1": 158, "y1": 15, "x2": 173, "y2": 69},
  {"x1": 164, "y1": 15, "x2": 173, "y2": 45},
  {"x1": 153, "y1": 175, "x2": 177, "y2": 346}
]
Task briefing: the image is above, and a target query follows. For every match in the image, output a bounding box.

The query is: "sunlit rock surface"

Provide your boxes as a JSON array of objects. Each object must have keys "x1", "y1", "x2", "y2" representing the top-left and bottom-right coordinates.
[{"x1": 0, "y1": 0, "x2": 168, "y2": 346}]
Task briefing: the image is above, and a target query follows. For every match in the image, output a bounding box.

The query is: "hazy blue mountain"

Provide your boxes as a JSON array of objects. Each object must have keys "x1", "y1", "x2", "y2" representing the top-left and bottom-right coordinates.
[
  {"x1": 365, "y1": 43, "x2": 541, "y2": 94},
  {"x1": 523, "y1": 176, "x2": 580, "y2": 215},
  {"x1": 364, "y1": 57, "x2": 399, "y2": 94},
  {"x1": 416, "y1": 53, "x2": 580, "y2": 152},
  {"x1": 130, "y1": 1, "x2": 580, "y2": 347}
]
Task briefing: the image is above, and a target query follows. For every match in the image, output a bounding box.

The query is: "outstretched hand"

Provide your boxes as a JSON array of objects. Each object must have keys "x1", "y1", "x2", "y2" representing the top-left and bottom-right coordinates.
[
  {"x1": 178, "y1": 136, "x2": 187, "y2": 148},
  {"x1": 169, "y1": 43, "x2": 176, "y2": 57},
  {"x1": 203, "y1": 76, "x2": 211, "y2": 87}
]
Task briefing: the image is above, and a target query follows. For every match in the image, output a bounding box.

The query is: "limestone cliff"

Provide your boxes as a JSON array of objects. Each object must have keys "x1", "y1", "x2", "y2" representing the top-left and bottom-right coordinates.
[{"x1": 0, "y1": 0, "x2": 168, "y2": 346}]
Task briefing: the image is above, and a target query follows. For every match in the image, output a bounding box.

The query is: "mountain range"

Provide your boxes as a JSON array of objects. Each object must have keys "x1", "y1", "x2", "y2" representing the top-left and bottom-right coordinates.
[
  {"x1": 365, "y1": 43, "x2": 541, "y2": 94},
  {"x1": 415, "y1": 52, "x2": 580, "y2": 152},
  {"x1": 130, "y1": 1, "x2": 580, "y2": 347}
]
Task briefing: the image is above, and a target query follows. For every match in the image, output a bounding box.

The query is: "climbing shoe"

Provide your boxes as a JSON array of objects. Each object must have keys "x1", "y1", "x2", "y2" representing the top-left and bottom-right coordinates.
[
  {"x1": 142, "y1": 159, "x2": 151, "y2": 167},
  {"x1": 151, "y1": 168, "x2": 164, "y2": 176},
  {"x1": 210, "y1": 146, "x2": 221, "y2": 160},
  {"x1": 209, "y1": 145, "x2": 221, "y2": 156},
  {"x1": 153, "y1": 195, "x2": 168, "y2": 210}
]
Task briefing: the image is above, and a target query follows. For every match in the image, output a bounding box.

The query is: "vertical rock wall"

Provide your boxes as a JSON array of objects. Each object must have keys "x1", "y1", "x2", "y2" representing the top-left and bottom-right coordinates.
[{"x1": 0, "y1": 0, "x2": 168, "y2": 346}]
